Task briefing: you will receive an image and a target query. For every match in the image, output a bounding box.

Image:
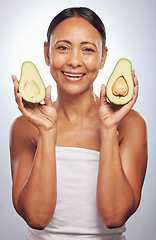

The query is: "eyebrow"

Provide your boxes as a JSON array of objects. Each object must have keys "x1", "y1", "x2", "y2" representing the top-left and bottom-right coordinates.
[
  {"x1": 80, "y1": 41, "x2": 97, "y2": 48},
  {"x1": 55, "y1": 40, "x2": 71, "y2": 45},
  {"x1": 55, "y1": 40, "x2": 97, "y2": 48}
]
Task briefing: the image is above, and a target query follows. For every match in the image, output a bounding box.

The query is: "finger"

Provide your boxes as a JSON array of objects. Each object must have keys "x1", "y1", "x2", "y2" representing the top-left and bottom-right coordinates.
[
  {"x1": 112, "y1": 102, "x2": 133, "y2": 124},
  {"x1": 100, "y1": 84, "x2": 108, "y2": 106},
  {"x1": 132, "y1": 69, "x2": 135, "y2": 79},
  {"x1": 12, "y1": 75, "x2": 18, "y2": 84},
  {"x1": 44, "y1": 85, "x2": 53, "y2": 106},
  {"x1": 12, "y1": 75, "x2": 20, "y2": 103},
  {"x1": 114, "y1": 81, "x2": 138, "y2": 122},
  {"x1": 14, "y1": 87, "x2": 26, "y2": 113},
  {"x1": 11, "y1": 75, "x2": 28, "y2": 115},
  {"x1": 131, "y1": 75, "x2": 139, "y2": 103},
  {"x1": 133, "y1": 73, "x2": 138, "y2": 87}
]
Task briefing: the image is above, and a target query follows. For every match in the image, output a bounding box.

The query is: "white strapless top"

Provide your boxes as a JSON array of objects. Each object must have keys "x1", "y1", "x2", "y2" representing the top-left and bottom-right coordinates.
[{"x1": 24, "y1": 147, "x2": 126, "y2": 240}]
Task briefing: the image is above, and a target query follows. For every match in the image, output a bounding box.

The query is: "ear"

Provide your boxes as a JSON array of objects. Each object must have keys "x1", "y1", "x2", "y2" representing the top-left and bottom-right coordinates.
[
  {"x1": 44, "y1": 41, "x2": 50, "y2": 66},
  {"x1": 99, "y1": 46, "x2": 108, "y2": 69}
]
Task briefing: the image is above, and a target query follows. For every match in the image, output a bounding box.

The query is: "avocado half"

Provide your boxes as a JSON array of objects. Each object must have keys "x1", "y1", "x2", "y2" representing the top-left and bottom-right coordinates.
[
  {"x1": 106, "y1": 58, "x2": 134, "y2": 105},
  {"x1": 18, "y1": 61, "x2": 46, "y2": 103}
]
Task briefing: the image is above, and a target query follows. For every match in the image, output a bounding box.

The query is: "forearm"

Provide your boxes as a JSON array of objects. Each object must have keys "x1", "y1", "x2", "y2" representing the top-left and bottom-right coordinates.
[
  {"x1": 18, "y1": 128, "x2": 57, "y2": 229},
  {"x1": 97, "y1": 126, "x2": 135, "y2": 228}
]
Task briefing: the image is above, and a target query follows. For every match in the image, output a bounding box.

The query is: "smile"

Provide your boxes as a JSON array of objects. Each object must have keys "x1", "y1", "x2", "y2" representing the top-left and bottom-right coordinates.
[{"x1": 62, "y1": 71, "x2": 85, "y2": 78}]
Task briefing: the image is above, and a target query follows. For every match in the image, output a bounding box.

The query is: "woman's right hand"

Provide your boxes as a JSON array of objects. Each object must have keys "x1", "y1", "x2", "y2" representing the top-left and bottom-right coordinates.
[{"x1": 12, "y1": 75, "x2": 57, "y2": 132}]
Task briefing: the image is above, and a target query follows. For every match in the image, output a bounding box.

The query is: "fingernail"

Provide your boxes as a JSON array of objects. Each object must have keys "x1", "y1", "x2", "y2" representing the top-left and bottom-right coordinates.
[{"x1": 11, "y1": 75, "x2": 15, "y2": 81}]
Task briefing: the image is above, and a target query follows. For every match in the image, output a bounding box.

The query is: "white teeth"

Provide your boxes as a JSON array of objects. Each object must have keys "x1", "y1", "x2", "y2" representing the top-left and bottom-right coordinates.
[{"x1": 63, "y1": 72, "x2": 84, "y2": 78}]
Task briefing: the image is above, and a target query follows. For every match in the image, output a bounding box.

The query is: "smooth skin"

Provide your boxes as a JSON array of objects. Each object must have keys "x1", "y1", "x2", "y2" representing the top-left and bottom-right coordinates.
[{"x1": 10, "y1": 17, "x2": 147, "y2": 230}]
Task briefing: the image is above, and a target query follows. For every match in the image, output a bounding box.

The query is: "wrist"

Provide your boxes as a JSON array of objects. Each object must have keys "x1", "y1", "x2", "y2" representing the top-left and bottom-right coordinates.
[
  {"x1": 39, "y1": 127, "x2": 57, "y2": 140},
  {"x1": 100, "y1": 124, "x2": 119, "y2": 140},
  {"x1": 100, "y1": 123, "x2": 118, "y2": 133}
]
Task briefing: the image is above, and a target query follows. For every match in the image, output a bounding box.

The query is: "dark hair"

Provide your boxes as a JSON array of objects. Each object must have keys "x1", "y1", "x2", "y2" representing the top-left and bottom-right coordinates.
[{"x1": 47, "y1": 7, "x2": 106, "y2": 53}]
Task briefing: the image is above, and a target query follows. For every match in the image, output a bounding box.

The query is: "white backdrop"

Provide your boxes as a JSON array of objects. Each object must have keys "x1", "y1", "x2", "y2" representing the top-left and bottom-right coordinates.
[{"x1": 0, "y1": 0, "x2": 156, "y2": 239}]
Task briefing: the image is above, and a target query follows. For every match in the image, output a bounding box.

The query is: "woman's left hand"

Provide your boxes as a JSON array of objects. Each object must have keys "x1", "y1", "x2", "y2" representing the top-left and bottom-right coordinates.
[{"x1": 99, "y1": 70, "x2": 138, "y2": 130}]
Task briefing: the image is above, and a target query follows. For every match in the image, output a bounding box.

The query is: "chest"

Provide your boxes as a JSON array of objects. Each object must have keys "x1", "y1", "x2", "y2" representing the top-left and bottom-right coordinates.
[{"x1": 56, "y1": 118, "x2": 101, "y2": 151}]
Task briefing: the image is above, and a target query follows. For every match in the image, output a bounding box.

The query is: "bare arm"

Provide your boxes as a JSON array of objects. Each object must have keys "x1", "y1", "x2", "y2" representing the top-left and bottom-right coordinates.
[
  {"x1": 97, "y1": 72, "x2": 148, "y2": 228},
  {"x1": 10, "y1": 76, "x2": 57, "y2": 229}
]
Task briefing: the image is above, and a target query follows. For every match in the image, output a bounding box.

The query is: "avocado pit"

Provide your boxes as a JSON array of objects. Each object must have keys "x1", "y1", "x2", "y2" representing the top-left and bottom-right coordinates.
[{"x1": 112, "y1": 75, "x2": 129, "y2": 97}]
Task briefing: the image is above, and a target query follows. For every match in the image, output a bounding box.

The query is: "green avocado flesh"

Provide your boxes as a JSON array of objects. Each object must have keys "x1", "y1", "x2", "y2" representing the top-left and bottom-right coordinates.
[
  {"x1": 106, "y1": 58, "x2": 134, "y2": 105},
  {"x1": 18, "y1": 61, "x2": 46, "y2": 103}
]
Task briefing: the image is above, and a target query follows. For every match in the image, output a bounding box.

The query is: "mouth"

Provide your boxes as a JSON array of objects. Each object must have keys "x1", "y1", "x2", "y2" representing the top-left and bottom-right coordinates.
[{"x1": 62, "y1": 71, "x2": 86, "y2": 79}]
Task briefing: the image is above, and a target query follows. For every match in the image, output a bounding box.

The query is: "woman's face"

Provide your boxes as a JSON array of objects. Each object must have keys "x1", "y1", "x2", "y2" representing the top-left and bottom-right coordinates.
[{"x1": 44, "y1": 17, "x2": 107, "y2": 95}]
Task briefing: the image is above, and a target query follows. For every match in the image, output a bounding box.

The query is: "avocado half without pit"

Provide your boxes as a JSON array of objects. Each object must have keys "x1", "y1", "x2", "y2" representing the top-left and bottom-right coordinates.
[
  {"x1": 18, "y1": 61, "x2": 46, "y2": 103},
  {"x1": 106, "y1": 58, "x2": 134, "y2": 105}
]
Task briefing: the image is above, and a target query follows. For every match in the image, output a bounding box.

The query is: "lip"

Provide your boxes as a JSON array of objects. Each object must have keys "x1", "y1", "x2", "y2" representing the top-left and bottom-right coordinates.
[{"x1": 62, "y1": 71, "x2": 86, "y2": 83}]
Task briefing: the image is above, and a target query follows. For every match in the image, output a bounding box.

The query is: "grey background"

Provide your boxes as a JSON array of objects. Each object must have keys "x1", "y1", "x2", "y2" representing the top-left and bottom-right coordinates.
[{"x1": 0, "y1": 0, "x2": 155, "y2": 239}]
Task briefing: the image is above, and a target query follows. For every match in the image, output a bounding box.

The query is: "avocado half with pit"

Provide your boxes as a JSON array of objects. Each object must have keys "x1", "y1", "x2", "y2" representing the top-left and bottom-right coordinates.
[
  {"x1": 106, "y1": 58, "x2": 134, "y2": 105},
  {"x1": 18, "y1": 61, "x2": 46, "y2": 103}
]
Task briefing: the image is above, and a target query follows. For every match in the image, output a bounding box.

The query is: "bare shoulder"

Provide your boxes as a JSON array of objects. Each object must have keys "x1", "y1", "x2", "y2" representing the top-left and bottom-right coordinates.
[
  {"x1": 118, "y1": 109, "x2": 147, "y2": 140},
  {"x1": 10, "y1": 115, "x2": 38, "y2": 146},
  {"x1": 122, "y1": 109, "x2": 146, "y2": 127}
]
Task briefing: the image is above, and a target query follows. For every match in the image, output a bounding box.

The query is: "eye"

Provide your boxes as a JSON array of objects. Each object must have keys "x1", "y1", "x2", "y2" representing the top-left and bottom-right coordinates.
[
  {"x1": 57, "y1": 45, "x2": 69, "y2": 51},
  {"x1": 85, "y1": 48, "x2": 95, "y2": 52},
  {"x1": 83, "y1": 47, "x2": 96, "y2": 53}
]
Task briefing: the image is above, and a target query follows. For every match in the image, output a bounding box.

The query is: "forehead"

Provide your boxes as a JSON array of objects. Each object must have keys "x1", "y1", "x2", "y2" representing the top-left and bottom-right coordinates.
[{"x1": 50, "y1": 17, "x2": 102, "y2": 44}]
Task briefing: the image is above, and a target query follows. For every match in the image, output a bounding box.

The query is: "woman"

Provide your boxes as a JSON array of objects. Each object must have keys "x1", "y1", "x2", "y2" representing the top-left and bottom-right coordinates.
[{"x1": 10, "y1": 7, "x2": 147, "y2": 240}]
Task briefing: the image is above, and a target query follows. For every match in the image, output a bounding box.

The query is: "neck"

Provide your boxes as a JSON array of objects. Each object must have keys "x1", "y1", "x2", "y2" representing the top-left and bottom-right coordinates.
[{"x1": 55, "y1": 86, "x2": 99, "y2": 123}]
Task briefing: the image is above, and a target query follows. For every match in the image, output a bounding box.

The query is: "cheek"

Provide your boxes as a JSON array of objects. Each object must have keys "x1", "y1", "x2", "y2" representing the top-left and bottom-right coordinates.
[
  {"x1": 49, "y1": 48, "x2": 66, "y2": 70},
  {"x1": 84, "y1": 55, "x2": 102, "y2": 71},
  {"x1": 50, "y1": 55, "x2": 61, "y2": 69},
  {"x1": 49, "y1": 56, "x2": 60, "y2": 80}
]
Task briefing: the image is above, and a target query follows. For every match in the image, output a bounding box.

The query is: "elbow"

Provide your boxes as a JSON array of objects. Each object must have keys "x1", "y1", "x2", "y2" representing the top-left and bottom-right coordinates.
[
  {"x1": 104, "y1": 206, "x2": 137, "y2": 229},
  {"x1": 97, "y1": 195, "x2": 136, "y2": 229},
  {"x1": 25, "y1": 213, "x2": 54, "y2": 230},
  {"x1": 97, "y1": 204, "x2": 134, "y2": 229},
  {"x1": 20, "y1": 206, "x2": 56, "y2": 230},
  {"x1": 104, "y1": 216, "x2": 126, "y2": 229},
  {"x1": 98, "y1": 208, "x2": 133, "y2": 229},
  {"x1": 26, "y1": 220, "x2": 49, "y2": 230},
  {"x1": 17, "y1": 199, "x2": 56, "y2": 230}
]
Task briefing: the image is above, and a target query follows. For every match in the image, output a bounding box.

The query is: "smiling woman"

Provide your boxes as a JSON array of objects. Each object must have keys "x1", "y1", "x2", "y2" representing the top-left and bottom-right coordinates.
[
  {"x1": 44, "y1": 16, "x2": 107, "y2": 95},
  {"x1": 10, "y1": 7, "x2": 147, "y2": 240}
]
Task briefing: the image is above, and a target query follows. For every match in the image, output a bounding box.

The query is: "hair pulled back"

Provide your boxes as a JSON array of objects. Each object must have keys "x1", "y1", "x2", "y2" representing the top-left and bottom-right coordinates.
[{"x1": 47, "y1": 7, "x2": 106, "y2": 53}]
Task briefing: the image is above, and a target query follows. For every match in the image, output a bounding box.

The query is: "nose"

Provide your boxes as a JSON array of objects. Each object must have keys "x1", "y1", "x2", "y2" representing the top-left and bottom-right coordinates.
[{"x1": 67, "y1": 48, "x2": 82, "y2": 68}]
